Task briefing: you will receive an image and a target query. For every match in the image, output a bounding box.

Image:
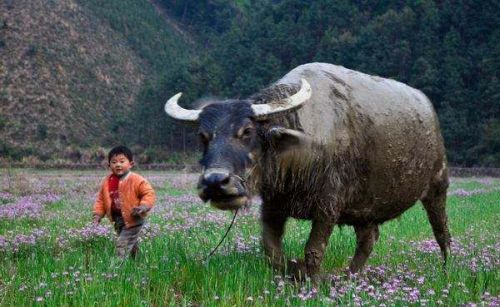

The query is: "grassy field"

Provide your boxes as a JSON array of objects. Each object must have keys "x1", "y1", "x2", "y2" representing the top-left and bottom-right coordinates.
[{"x1": 0, "y1": 169, "x2": 498, "y2": 306}]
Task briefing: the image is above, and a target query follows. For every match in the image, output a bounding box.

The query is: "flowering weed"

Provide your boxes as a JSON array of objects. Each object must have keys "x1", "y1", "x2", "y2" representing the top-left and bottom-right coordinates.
[{"x1": 0, "y1": 169, "x2": 498, "y2": 306}]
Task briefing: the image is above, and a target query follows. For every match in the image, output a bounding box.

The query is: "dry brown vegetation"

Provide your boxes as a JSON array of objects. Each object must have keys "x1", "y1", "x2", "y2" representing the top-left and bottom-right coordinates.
[{"x1": 0, "y1": 0, "x2": 146, "y2": 158}]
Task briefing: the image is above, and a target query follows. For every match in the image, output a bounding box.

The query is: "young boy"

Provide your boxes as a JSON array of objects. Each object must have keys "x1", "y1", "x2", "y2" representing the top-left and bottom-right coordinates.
[{"x1": 93, "y1": 145, "x2": 156, "y2": 259}]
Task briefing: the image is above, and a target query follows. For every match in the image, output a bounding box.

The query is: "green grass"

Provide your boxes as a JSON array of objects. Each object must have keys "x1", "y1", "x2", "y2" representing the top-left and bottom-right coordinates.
[
  {"x1": 76, "y1": 0, "x2": 194, "y2": 75},
  {"x1": 0, "y1": 170, "x2": 498, "y2": 306}
]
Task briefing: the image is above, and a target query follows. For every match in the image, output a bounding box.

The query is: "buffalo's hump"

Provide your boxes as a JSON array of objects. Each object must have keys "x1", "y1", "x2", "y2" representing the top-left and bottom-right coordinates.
[{"x1": 262, "y1": 63, "x2": 446, "y2": 222}]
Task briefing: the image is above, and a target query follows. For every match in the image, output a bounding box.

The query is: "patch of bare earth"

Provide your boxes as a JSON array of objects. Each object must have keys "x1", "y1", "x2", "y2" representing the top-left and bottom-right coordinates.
[{"x1": 0, "y1": 0, "x2": 146, "y2": 154}]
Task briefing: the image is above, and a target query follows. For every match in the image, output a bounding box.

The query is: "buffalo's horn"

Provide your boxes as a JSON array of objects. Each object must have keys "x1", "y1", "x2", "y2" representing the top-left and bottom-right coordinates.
[
  {"x1": 252, "y1": 78, "x2": 312, "y2": 120},
  {"x1": 164, "y1": 92, "x2": 201, "y2": 122}
]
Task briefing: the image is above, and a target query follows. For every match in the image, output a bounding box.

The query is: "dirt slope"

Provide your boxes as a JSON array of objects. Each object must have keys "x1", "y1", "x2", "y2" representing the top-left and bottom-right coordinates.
[{"x1": 0, "y1": 0, "x2": 146, "y2": 158}]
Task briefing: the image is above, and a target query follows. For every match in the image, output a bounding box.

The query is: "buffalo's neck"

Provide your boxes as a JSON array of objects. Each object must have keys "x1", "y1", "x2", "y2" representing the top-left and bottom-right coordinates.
[{"x1": 256, "y1": 141, "x2": 368, "y2": 219}]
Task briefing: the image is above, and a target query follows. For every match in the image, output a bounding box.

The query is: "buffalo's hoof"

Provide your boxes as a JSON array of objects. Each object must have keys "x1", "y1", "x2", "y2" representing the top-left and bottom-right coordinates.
[{"x1": 286, "y1": 259, "x2": 308, "y2": 282}]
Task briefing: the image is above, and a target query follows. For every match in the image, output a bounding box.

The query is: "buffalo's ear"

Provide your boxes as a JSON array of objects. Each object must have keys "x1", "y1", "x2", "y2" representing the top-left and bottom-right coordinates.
[{"x1": 266, "y1": 127, "x2": 313, "y2": 153}]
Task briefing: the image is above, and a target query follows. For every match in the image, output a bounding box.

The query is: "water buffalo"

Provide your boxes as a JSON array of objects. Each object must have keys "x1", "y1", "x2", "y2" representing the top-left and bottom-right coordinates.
[{"x1": 164, "y1": 63, "x2": 450, "y2": 281}]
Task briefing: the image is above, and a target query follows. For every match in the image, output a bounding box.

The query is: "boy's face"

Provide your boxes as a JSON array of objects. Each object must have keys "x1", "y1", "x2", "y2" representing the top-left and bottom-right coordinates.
[{"x1": 109, "y1": 154, "x2": 134, "y2": 176}]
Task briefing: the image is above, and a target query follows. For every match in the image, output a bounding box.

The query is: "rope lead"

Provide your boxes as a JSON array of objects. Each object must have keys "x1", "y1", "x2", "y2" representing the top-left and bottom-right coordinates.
[{"x1": 203, "y1": 209, "x2": 239, "y2": 262}]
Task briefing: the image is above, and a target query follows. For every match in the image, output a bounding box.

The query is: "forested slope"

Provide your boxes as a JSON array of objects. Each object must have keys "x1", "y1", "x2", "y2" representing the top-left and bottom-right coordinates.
[
  {"x1": 1, "y1": 0, "x2": 498, "y2": 166},
  {"x1": 152, "y1": 0, "x2": 499, "y2": 166},
  {"x1": 0, "y1": 0, "x2": 194, "y2": 162}
]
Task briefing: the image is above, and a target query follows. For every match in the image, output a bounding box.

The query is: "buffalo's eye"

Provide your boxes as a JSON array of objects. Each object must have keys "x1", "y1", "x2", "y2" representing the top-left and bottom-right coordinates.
[
  {"x1": 238, "y1": 126, "x2": 254, "y2": 139},
  {"x1": 242, "y1": 128, "x2": 253, "y2": 137},
  {"x1": 199, "y1": 131, "x2": 210, "y2": 145}
]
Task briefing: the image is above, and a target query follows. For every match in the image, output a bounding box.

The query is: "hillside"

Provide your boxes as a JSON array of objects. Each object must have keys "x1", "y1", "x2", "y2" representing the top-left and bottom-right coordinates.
[
  {"x1": 155, "y1": 0, "x2": 500, "y2": 166},
  {"x1": 0, "y1": 0, "x2": 498, "y2": 166},
  {"x1": 0, "y1": 0, "x2": 193, "y2": 162}
]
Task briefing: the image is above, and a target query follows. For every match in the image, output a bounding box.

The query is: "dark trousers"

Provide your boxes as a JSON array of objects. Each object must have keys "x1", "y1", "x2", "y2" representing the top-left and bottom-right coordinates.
[{"x1": 112, "y1": 213, "x2": 143, "y2": 259}]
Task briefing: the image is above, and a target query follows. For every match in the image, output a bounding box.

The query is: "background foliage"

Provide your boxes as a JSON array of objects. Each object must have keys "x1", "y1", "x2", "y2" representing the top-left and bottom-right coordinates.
[
  {"x1": 1, "y1": 0, "x2": 498, "y2": 166},
  {"x1": 154, "y1": 0, "x2": 499, "y2": 166}
]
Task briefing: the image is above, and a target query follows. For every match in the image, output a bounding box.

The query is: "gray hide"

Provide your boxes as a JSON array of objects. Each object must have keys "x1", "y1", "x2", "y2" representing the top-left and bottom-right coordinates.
[{"x1": 267, "y1": 63, "x2": 446, "y2": 223}]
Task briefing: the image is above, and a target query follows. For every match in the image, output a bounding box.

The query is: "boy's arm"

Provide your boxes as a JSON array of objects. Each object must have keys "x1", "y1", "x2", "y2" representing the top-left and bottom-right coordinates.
[
  {"x1": 138, "y1": 179, "x2": 156, "y2": 209},
  {"x1": 93, "y1": 184, "x2": 106, "y2": 220},
  {"x1": 131, "y1": 178, "x2": 156, "y2": 217}
]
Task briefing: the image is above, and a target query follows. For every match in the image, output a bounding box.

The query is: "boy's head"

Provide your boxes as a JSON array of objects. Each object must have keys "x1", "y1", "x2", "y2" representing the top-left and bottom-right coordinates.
[{"x1": 108, "y1": 146, "x2": 134, "y2": 176}]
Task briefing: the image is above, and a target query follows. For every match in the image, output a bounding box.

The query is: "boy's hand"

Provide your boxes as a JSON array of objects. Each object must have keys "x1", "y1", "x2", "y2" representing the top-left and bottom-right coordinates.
[
  {"x1": 132, "y1": 205, "x2": 150, "y2": 217},
  {"x1": 93, "y1": 215, "x2": 102, "y2": 225}
]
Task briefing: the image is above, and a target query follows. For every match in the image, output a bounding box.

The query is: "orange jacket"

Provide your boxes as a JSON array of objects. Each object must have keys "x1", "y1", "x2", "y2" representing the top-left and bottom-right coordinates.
[{"x1": 93, "y1": 172, "x2": 156, "y2": 229}]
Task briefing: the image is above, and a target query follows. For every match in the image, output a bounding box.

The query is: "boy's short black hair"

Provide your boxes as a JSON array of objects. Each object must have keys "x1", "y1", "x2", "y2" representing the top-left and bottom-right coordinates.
[{"x1": 108, "y1": 146, "x2": 133, "y2": 163}]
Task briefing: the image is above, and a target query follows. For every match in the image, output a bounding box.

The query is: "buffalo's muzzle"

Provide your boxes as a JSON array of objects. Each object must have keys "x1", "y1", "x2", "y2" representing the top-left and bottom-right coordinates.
[{"x1": 197, "y1": 169, "x2": 248, "y2": 210}]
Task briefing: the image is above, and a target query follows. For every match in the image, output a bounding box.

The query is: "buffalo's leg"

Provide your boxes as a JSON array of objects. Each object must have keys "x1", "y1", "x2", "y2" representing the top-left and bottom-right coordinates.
[
  {"x1": 291, "y1": 219, "x2": 333, "y2": 281},
  {"x1": 348, "y1": 224, "x2": 379, "y2": 273},
  {"x1": 262, "y1": 209, "x2": 288, "y2": 271},
  {"x1": 421, "y1": 177, "x2": 451, "y2": 265}
]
